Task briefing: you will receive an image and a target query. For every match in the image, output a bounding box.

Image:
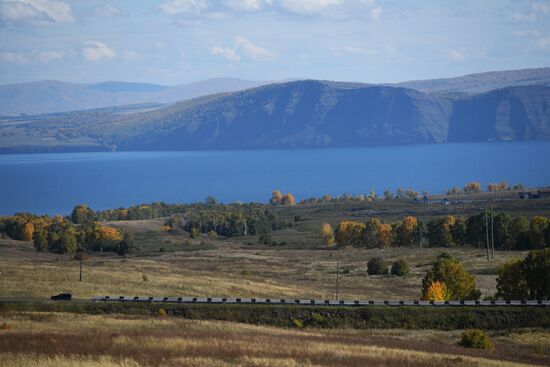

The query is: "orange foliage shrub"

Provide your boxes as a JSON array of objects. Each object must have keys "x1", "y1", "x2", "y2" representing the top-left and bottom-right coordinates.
[
  {"x1": 21, "y1": 222, "x2": 34, "y2": 241},
  {"x1": 97, "y1": 226, "x2": 123, "y2": 241},
  {"x1": 422, "y1": 281, "x2": 450, "y2": 301}
]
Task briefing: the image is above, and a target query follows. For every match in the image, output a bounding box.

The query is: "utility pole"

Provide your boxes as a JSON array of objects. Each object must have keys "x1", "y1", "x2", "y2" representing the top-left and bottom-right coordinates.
[
  {"x1": 79, "y1": 251, "x2": 83, "y2": 282},
  {"x1": 336, "y1": 259, "x2": 340, "y2": 301},
  {"x1": 490, "y1": 204, "x2": 495, "y2": 259},
  {"x1": 485, "y1": 209, "x2": 490, "y2": 262}
]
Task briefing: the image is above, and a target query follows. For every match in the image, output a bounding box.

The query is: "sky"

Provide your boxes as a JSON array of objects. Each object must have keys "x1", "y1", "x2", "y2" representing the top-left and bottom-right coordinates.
[{"x1": 0, "y1": 0, "x2": 549, "y2": 86}]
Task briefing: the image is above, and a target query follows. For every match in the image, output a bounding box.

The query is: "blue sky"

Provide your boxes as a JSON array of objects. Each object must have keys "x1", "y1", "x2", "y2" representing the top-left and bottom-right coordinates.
[{"x1": 0, "y1": 0, "x2": 549, "y2": 85}]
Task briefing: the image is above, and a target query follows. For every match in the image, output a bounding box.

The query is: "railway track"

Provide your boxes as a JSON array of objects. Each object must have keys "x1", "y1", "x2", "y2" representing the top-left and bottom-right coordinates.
[{"x1": 91, "y1": 296, "x2": 550, "y2": 307}]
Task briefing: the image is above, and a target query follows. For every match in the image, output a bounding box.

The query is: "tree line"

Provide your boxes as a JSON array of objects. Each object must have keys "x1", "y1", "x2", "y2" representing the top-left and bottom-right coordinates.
[
  {"x1": 321, "y1": 212, "x2": 550, "y2": 250},
  {"x1": 0, "y1": 212, "x2": 133, "y2": 255},
  {"x1": 164, "y1": 203, "x2": 289, "y2": 237}
]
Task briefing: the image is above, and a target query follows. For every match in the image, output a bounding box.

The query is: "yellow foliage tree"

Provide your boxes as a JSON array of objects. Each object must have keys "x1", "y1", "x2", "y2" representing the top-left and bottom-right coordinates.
[
  {"x1": 402, "y1": 216, "x2": 417, "y2": 232},
  {"x1": 96, "y1": 226, "x2": 123, "y2": 242},
  {"x1": 322, "y1": 194, "x2": 332, "y2": 202},
  {"x1": 463, "y1": 182, "x2": 481, "y2": 193},
  {"x1": 21, "y1": 222, "x2": 34, "y2": 241},
  {"x1": 395, "y1": 216, "x2": 418, "y2": 247},
  {"x1": 270, "y1": 190, "x2": 283, "y2": 205},
  {"x1": 320, "y1": 223, "x2": 335, "y2": 247},
  {"x1": 281, "y1": 193, "x2": 296, "y2": 206},
  {"x1": 335, "y1": 221, "x2": 365, "y2": 247},
  {"x1": 422, "y1": 281, "x2": 450, "y2": 301},
  {"x1": 376, "y1": 223, "x2": 393, "y2": 249}
]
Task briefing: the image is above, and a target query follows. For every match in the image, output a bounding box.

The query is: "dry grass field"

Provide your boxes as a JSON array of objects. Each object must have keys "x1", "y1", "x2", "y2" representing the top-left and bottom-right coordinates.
[
  {"x1": 0, "y1": 235, "x2": 527, "y2": 301},
  {"x1": 0, "y1": 312, "x2": 549, "y2": 367}
]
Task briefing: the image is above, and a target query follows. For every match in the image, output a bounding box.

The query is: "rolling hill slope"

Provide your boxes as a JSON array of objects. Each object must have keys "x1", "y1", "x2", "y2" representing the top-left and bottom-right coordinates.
[{"x1": 1, "y1": 79, "x2": 548, "y2": 153}]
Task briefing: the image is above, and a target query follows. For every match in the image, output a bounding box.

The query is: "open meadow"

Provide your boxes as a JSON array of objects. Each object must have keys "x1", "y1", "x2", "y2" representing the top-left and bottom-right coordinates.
[
  {"x1": 1, "y1": 194, "x2": 549, "y2": 301},
  {"x1": 1, "y1": 312, "x2": 549, "y2": 367},
  {"x1": 0, "y1": 235, "x2": 530, "y2": 301}
]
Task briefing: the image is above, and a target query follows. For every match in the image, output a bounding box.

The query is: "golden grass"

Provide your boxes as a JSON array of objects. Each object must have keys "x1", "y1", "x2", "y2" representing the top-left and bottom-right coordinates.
[
  {"x1": 0, "y1": 239, "x2": 527, "y2": 300},
  {"x1": 1, "y1": 313, "x2": 548, "y2": 367}
]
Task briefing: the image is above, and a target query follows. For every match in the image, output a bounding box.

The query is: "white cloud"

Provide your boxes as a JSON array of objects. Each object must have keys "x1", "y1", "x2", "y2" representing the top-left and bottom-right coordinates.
[
  {"x1": 369, "y1": 5, "x2": 382, "y2": 20},
  {"x1": 224, "y1": 0, "x2": 262, "y2": 11},
  {"x1": 94, "y1": 3, "x2": 124, "y2": 17},
  {"x1": 159, "y1": 0, "x2": 208, "y2": 15},
  {"x1": 445, "y1": 48, "x2": 465, "y2": 61},
  {"x1": 509, "y1": 12, "x2": 536, "y2": 22},
  {"x1": 538, "y1": 36, "x2": 550, "y2": 49},
  {"x1": 36, "y1": 50, "x2": 62, "y2": 63},
  {"x1": 82, "y1": 41, "x2": 115, "y2": 62},
  {"x1": 0, "y1": 52, "x2": 28, "y2": 63},
  {"x1": 278, "y1": 0, "x2": 342, "y2": 15},
  {"x1": 211, "y1": 36, "x2": 273, "y2": 62},
  {"x1": 235, "y1": 36, "x2": 273, "y2": 60},
  {"x1": 211, "y1": 46, "x2": 240, "y2": 61},
  {"x1": 533, "y1": 2, "x2": 550, "y2": 14},
  {"x1": 0, "y1": 0, "x2": 74, "y2": 24}
]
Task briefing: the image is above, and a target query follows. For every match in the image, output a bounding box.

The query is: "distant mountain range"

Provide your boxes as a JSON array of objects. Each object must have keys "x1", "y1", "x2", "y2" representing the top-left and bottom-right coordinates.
[
  {"x1": 0, "y1": 78, "x2": 271, "y2": 115},
  {"x1": 0, "y1": 68, "x2": 549, "y2": 153}
]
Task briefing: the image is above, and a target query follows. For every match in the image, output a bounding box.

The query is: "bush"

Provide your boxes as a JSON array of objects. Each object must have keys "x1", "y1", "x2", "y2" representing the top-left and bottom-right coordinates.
[
  {"x1": 458, "y1": 329, "x2": 494, "y2": 350},
  {"x1": 158, "y1": 308, "x2": 167, "y2": 317},
  {"x1": 367, "y1": 257, "x2": 387, "y2": 275},
  {"x1": 391, "y1": 259, "x2": 409, "y2": 276},
  {"x1": 258, "y1": 231, "x2": 272, "y2": 245},
  {"x1": 291, "y1": 318, "x2": 303, "y2": 328},
  {"x1": 190, "y1": 228, "x2": 200, "y2": 239},
  {"x1": 207, "y1": 230, "x2": 217, "y2": 238},
  {"x1": 310, "y1": 312, "x2": 326, "y2": 325},
  {"x1": 0, "y1": 323, "x2": 11, "y2": 330}
]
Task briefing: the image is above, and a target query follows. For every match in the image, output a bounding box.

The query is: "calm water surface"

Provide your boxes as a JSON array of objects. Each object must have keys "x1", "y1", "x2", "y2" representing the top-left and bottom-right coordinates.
[{"x1": 1, "y1": 141, "x2": 550, "y2": 215}]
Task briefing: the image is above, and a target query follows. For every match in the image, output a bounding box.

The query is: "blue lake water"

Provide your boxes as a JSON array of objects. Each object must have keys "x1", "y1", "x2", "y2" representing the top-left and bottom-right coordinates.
[{"x1": 1, "y1": 141, "x2": 550, "y2": 216}]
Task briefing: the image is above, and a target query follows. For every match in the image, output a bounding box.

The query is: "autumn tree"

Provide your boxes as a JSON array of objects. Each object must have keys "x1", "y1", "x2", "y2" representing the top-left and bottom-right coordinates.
[
  {"x1": 395, "y1": 187, "x2": 406, "y2": 199},
  {"x1": 335, "y1": 221, "x2": 365, "y2": 247},
  {"x1": 71, "y1": 204, "x2": 95, "y2": 224},
  {"x1": 320, "y1": 223, "x2": 335, "y2": 247},
  {"x1": 270, "y1": 190, "x2": 283, "y2": 205},
  {"x1": 376, "y1": 223, "x2": 393, "y2": 249},
  {"x1": 447, "y1": 187, "x2": 463, "y2": 195},
  {"x1": 422, "y1": 281, "x2": 450, "y2": 301},
  {"x1": 321, "y1": 194, "x2": 332, "y2": 202},
  {"x1": 21, "y1": 222, "x2": 34, "y2": 241},
  {"x1": 281, "y1": 193, "x2": 296, "y2": 206},
  {"x1": 487, "y1": 181, "x2": 508, "y2": 192},
  {"x1": 463, "y1": 181, "x2": 481, "y2": 193},
  {"x1": 421, "y1": 256, "x2": 480, "y2": 300},
  {"x1": 394, "y1": 216, "x2": 418, "y2": 247}
]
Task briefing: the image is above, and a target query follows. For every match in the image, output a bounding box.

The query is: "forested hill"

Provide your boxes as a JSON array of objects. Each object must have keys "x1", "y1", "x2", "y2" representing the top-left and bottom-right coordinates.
[{"x1": 1, "y1": 80, "x2": 549, "y2": 153}]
